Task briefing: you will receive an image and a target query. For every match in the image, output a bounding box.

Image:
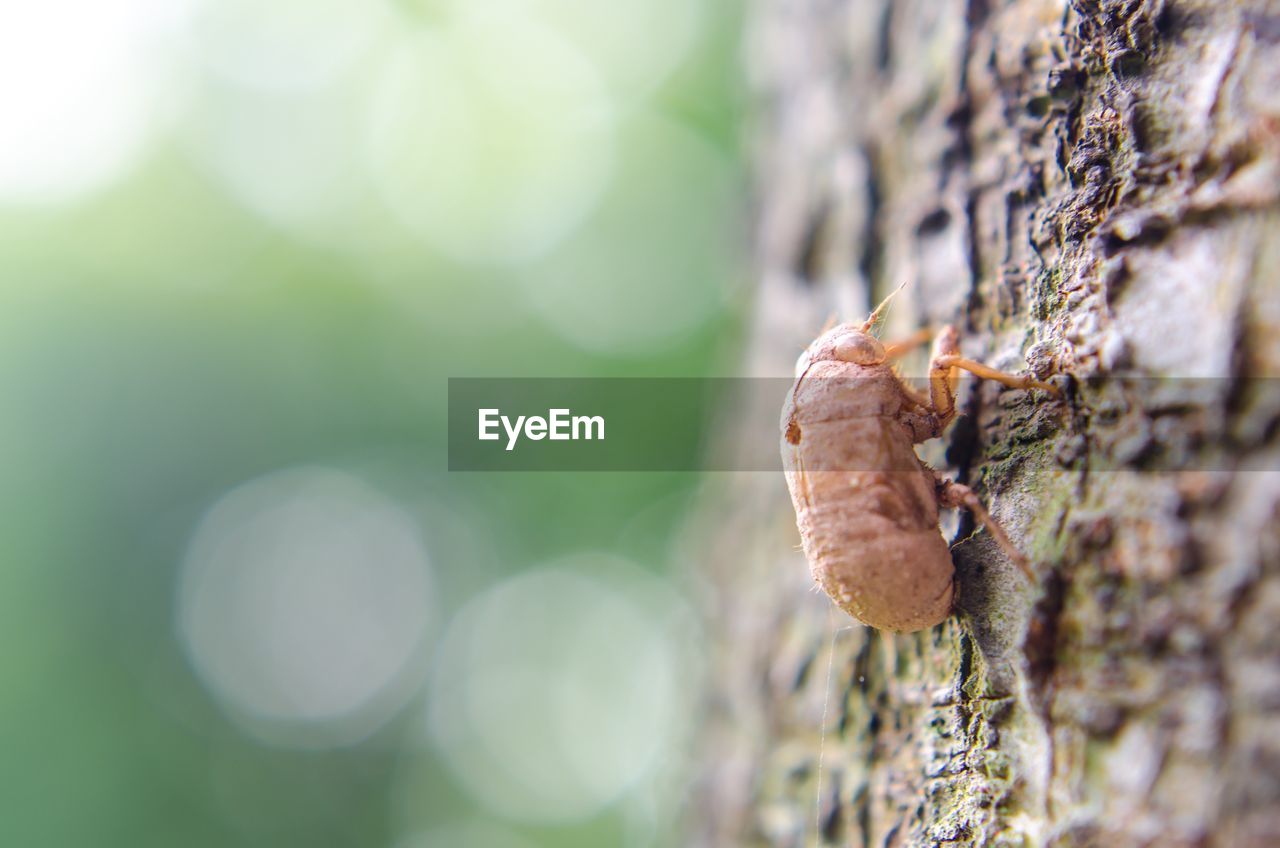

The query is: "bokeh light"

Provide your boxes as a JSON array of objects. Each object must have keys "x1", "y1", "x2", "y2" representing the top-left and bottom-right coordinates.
[
  {"x1": 452, "y1": 0, "x2": 705, "y2": 94},
  {"x1": 366, "y1": 11, "x2": 617, "y2": 265},
  {"x1": 426, "y1": 554, "x2": 697, "y2": 824},
  {"x1": 177, "y1": 466, "x2": 435, "y2": 748},
  {"x1": 521, "y1": 112, "x2": 738, "y2": 356},
  {"x1": 395, "y1": 820, "x2": 540, "y2": 848},
  {"x1": 181, "y1": 81, "x2": 369, "y2": 243},
  {"x1": 187, "y1": 0, "x2": 389, "y2": 92}
]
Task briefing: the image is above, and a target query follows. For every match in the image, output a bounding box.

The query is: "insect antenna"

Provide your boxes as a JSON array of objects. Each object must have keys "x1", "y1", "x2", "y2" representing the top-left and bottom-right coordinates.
[{"x1": 859, "y1": 280, "x2": 909, "y2": 333}]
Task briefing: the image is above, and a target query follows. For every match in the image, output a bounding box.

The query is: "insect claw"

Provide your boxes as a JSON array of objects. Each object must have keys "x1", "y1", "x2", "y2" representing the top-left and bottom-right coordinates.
[{"x1": 937, "y1": 479, "x2": 1036, "y2": 582}]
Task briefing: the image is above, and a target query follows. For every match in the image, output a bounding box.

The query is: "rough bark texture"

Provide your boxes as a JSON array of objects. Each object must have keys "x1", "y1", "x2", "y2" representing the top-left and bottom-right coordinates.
[{"x1": 694, "y1": 1, "x2": 1280, "y2": 846}]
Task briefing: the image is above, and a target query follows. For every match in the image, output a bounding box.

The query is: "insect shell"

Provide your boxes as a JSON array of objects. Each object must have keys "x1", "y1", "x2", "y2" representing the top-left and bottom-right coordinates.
[{"x1": 780, "y1": 323, "x2": 957, "y2": 633}]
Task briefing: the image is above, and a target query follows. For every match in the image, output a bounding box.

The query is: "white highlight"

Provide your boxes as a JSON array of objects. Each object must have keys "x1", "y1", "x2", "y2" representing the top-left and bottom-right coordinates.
[{"x1": 0, "y1": 0, "x2": 187, "y2": 203}]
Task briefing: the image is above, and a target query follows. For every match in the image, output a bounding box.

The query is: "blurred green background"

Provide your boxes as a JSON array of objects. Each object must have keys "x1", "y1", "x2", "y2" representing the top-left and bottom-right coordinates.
[{"x1": 0, "y1": 1, "x2": 747, "y2": 846}]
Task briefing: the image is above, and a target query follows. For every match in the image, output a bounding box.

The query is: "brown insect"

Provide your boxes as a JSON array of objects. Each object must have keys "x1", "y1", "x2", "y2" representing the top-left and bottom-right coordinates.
[{"x1": 780, "y1": 295, "x2": 1058, "y2": 632}]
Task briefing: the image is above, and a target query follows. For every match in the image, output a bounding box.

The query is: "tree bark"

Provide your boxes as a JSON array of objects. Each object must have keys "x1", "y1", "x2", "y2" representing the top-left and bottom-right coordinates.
[{"x1": 693, "y1": 1, "x2": 1280, "y2": 846}]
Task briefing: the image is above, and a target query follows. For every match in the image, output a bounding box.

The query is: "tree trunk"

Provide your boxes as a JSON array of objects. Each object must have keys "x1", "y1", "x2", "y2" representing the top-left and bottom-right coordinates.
[{"x1": 693, "y1": 1, "x2": 1280, "y2": 846}]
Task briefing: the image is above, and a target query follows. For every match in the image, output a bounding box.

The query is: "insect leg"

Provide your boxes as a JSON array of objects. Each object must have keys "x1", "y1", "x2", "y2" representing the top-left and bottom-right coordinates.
[
  {"x1": 897, "y1": 381, "x2": 932, "y2": 412},
  {"x1": 886, "y1": 327, "x2": 937, "y2": 411},
  {"x1": 931, "y1": 355, "x2": 1061, "y2": 397},
  {"x1": 882, "y1": 327, "x2": 934, "y2": 360},
  {"x1": 927, "y1": 325, "x2": 963, "y2": 429},
  {"x1": 935, "y1": 477, "x2": 1035, "y2": 580}
]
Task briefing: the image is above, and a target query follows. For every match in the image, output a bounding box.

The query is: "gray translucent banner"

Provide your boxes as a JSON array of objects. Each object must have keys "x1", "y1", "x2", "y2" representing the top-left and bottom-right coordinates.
[{"x1": 447, "y1": 377, "x2": 1280, "y2": 472}]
